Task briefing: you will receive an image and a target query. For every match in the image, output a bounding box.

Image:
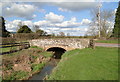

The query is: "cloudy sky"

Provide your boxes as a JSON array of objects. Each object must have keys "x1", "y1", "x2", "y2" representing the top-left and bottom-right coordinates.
[{"x1": 1, "y1": 0, "x2": 119, "y2": 36}]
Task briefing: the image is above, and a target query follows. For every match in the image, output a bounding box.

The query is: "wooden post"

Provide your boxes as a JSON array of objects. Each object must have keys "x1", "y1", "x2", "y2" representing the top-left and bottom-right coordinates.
[{"x1": 90, "y1": 39, "x2": 95, "y2": 49}]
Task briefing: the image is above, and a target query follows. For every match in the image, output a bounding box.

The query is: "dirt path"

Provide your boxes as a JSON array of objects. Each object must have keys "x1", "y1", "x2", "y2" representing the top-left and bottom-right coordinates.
[{"x1": 95, "y1": 43, "x2": 120, "y2": 47}]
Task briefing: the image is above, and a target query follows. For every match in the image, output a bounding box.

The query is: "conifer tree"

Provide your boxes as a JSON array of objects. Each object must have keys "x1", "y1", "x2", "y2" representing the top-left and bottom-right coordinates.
[
  {"x1": 113, "y1": 2, "x2": 120, "y2": 37},
  {"x1": 0, "y1": 16, "x2": 10, "y2": 37}
]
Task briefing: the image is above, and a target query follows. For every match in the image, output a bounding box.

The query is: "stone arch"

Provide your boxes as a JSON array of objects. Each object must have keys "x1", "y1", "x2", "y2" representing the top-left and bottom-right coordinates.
[
  {"x1": 46, "y1": 47, "x2": 66, "y2": 59},
  {"x1": 45, "y1": 45, "x2": 68, "y2": 51}
]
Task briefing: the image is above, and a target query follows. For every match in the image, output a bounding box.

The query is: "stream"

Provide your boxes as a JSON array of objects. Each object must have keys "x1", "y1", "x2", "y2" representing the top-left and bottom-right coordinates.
[
  {"x1": 29, "y1": 47, "x2": 66, "y2": 80},
  {"x1": 29, "y1": 58, "x2": 60, "y2": 80}
]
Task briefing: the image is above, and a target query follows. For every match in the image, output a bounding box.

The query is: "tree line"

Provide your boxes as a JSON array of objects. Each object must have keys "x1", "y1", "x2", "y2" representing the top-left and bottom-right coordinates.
[{"x1": 0, "y1": 17, "x2": 47, "y2": 37}]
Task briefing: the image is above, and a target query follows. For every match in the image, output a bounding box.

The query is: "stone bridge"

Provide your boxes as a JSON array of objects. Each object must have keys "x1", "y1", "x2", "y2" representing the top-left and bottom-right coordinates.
[{"x1": 29, "y1": 38, "x2": 90, "y2": 51}]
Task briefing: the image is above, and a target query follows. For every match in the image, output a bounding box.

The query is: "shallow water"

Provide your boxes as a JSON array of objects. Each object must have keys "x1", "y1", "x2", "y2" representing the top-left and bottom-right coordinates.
[{"x1": 29, "y1": 58, "x2": 60, "y2": 80}]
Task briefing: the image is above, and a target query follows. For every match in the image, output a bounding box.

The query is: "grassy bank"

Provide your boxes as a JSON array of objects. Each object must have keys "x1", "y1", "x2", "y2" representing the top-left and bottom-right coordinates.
[
  {"x1": 95, "y1": 39, "x2": 119, "y2": 44},
  {"x1": 48, "y1": 47, "x2": 118, "y2": 80},
  {"x1": 2, "y1": 46, "x2": 53, "y2": 80}
]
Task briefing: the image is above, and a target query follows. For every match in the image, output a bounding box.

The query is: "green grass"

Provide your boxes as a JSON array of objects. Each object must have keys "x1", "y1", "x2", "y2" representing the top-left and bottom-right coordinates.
[
  {"x1": 2, "y1": 46, "x2": 53, "y2": 80},
  {"x1": 30, "y1": 46, "x2": 53, "y2": 58},
  {"x1": 48, "y1": 47, "x2": 118, "y2": 80},
  {"x1": 1, "y1": 41, "x2": 29, "y2": 53},
  {"x1": 4, "y1": 71, "x2": 29, "y2": 80},
  {"x1": 30, "y1": 46, "x2": 43, "y2": 50},
  {"x1": 31, "y1": 63, "x2": 45, "y2": 73},
  {"x1": 1, "y1": 47, "x2": 10, "y2": 52},
  {"x1": 1, "y1": 46, "x2": 17, "y2": 53},
  {"x1": 95, "y1": 39, "x2": 118, "y2": 44},
  {"x1": 40, "y1": 51, "x2": 53, "y2": 58},
  {"x1": 0, "y1": 76, "x2": 2, "y2": 82}
]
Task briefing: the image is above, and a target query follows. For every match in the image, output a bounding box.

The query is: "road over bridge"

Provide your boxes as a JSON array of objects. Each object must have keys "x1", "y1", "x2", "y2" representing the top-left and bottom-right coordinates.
[{"x1": 29, "y1": 38, "x2": 90, "y2": 51}]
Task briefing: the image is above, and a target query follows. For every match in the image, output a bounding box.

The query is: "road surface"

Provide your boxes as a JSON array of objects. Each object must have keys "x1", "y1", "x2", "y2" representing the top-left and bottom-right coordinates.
[{"x1": 95, "y1": 43, "x2": 120, "y2": 47}]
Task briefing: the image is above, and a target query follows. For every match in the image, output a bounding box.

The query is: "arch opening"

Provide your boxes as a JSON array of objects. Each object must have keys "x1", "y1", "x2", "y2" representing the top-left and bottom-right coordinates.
[{"x1": 47, "y1": 47, "x2": 66, "y2": 59}]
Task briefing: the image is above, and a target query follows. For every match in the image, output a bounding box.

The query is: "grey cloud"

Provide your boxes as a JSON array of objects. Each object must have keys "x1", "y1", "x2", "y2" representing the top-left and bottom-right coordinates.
[
  {"x1": 32, "y1": 2, "x2": 98, "y2": 12},
  {"x1": 53, "y1": 2, "x2": 98, "y2": 11},
  {"x1": 2, "y1": 3, "x2": 38, "y2": 20}
]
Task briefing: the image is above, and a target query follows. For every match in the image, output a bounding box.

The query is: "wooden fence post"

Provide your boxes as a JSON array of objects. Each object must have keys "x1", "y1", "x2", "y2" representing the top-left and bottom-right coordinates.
[
  {"x1": 89, "y1": 39, "x2": 95, "y2": 49},
  {"x1": 0, "y1": 42, "x2": 30, "y2": 55}
]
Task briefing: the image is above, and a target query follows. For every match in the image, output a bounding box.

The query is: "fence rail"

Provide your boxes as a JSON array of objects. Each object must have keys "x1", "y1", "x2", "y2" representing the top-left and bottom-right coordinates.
[{"x1": 0, "y1": 42, "x2": 30, "y2": 55}]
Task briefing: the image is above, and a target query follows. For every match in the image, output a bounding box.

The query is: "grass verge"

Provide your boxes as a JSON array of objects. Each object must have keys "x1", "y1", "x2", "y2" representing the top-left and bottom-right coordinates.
[
  {"x1": 48, "y1": 47, "x2": 118, "y2": 80},
  {"x1": 95, "y1": 39, "x2": 119, "y2": 44}
]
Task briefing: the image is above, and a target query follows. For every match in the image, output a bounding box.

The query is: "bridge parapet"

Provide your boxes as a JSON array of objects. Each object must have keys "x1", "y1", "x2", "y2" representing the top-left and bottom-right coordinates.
[{"x1": 29, "y1": 38, "x2": 90, "y2": 51}]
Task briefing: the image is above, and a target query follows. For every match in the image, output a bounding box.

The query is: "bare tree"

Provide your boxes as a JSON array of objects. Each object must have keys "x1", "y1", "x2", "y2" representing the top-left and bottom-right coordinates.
[
  {"x1": 33, "y1": 25, "x2": 40, "y2": 32},
  {"x1": 87, "y1": 8, "x2": 114, "y2": 38},
  {"x1": 67, "y1": 33, "x2": 70, "y2": 36},
  {"x1": 100, "y1": 10, "x2": 114, "y2": 38},
  {"x1": 51, "y1": 33, "x2": 55, "y2": 36},
  {"x1": 17, "y1": 21, "x2": 23, "y2": 32},
  {"x1": 59, "y1": 32, "x2": 65, "y2": 36},
  {"x1": 86, "y1": 22, "x2": 98, "y2": 37}
]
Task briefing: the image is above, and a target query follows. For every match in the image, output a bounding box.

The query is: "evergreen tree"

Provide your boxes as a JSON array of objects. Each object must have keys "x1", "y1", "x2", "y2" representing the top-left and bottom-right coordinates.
[
  {"x1": 0, "y1": 16, "x2": 10, "y2": 37},
  {"x1": 113, "y1": 2, "x2": 120, "y2": 37},
  {"x1": 17, "y1": 25, "x2": 32, "y2": 33}
]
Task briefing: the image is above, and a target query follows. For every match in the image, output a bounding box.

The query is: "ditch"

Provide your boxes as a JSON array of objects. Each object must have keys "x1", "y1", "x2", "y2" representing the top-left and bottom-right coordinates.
[{"x1": 29, "y1": 47, "x2": 66, "y2": 80}]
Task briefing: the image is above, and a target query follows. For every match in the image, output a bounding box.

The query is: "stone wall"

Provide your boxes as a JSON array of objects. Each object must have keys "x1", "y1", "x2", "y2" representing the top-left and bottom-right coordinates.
[{"x1": 29, "y1": 38, "x2": 90, "y2": 51}]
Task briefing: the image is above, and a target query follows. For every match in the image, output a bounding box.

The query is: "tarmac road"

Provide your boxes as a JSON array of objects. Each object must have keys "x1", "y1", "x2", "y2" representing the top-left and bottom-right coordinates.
[{"x1": 95, "y1": 43, "x2": 120, "y2": 47}]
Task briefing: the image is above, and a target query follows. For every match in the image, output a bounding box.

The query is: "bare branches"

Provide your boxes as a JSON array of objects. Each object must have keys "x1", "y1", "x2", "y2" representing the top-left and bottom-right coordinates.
[{"x1": 86, "y1": 8, "x2": 114, "y2": 38}]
